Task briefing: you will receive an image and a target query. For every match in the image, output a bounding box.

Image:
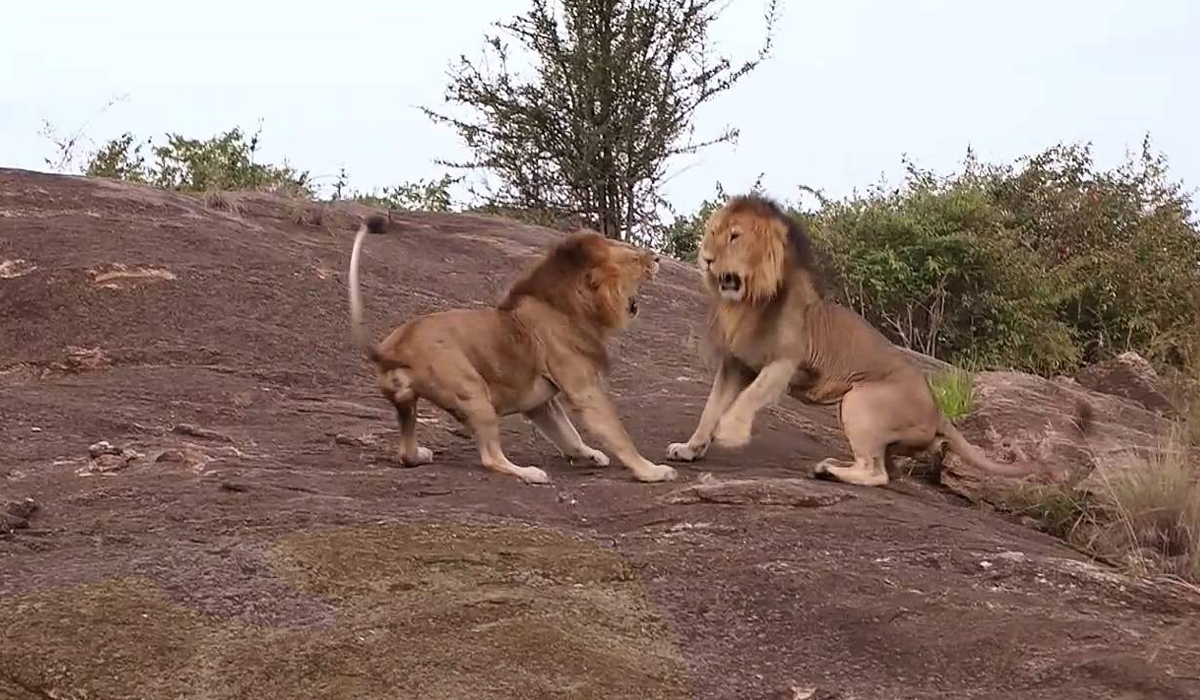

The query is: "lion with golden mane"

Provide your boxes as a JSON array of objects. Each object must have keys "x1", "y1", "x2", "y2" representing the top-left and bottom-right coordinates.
[
  {"x1": 348, "y1": 214, "x2": 677, "y2": 485},
  {"x1": 666, "y1": 194, "x2": 1080, "y2": 487}
]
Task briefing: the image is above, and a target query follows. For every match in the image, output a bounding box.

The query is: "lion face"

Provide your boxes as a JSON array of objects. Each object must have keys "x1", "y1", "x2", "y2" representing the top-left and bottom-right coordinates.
[
  {"x1": 596, "y1": 238, "x2": 660, "y2": 327},
  {"x1": 697, "y1": 202, "x2": 787, "y2": 304},
  {"x1": 500, "y1": 231, "x2": 660, "y2": 331}
]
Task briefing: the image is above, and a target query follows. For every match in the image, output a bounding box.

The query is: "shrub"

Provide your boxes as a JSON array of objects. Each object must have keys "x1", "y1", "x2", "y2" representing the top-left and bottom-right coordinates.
[
  {"x1": 989, "y1": 138, "x2": 1200, "y2": 370},
  {"x1": 809, "y1": 166, "x2": 1080, "y2": 374},
  {"x1": 85, "y1": 126, "x2": 314, "y2": 198},
  {"x1": 352, "y1": 174, "x2": 461, "y2": 212},
  {"x1": 663, "y1": 139, "x2": 1200, "y2": 378}
]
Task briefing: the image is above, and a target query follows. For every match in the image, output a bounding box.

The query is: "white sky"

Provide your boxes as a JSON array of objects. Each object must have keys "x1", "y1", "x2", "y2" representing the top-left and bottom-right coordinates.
[{"x1": 2, "y1": 0, "x2": 1196, "y2": 214}]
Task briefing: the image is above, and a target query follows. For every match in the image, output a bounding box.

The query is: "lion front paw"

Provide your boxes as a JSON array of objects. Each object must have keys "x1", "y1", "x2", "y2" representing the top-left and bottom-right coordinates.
[
  {"x1": 713, "y1": 414, "x2": 752, "y2": 449},
  {"x1": 573, "y1": 446, "x2": 610, "y2": 467},
  {"x1": 666, "y1": 441, "x2": 705, "y2": 462},
  {"x1": 400, "y1": 446, "x2": 435, "y2": 467},
  {"x1": 515, "y1": 466, "x2": 552, "y2": 485},
  {"x1": 634, "y1": 463, "x2": 678, "y2": 483}
]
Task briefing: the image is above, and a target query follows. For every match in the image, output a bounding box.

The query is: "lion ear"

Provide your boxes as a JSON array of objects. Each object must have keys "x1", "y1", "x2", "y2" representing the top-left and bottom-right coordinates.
[{"x1": 585, "y1": 266, "x2": 605, "y2": 290}]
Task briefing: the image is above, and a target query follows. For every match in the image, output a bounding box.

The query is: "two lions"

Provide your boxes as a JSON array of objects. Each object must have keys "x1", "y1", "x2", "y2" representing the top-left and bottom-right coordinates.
[
  {"x1": 348, "y1": 214, "x2": 678, "y2": 485},
  {"x1": 665, "y1": 194, "x2": 1072, "y2": 487}
]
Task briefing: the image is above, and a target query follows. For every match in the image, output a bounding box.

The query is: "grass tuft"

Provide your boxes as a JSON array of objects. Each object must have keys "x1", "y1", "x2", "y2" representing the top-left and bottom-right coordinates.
[
  {"x1": 930, "y1": 369, "x2": 974, "y2": 422},
  {"x1": 998, "y1": 422, "x2": 1200, "y2": 582}
]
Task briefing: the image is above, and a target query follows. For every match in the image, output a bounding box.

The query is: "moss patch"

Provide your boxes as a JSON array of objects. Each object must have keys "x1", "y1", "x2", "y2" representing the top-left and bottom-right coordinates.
[{"x1": 0, "y1": 524, "x2": 690, "y2": 700}]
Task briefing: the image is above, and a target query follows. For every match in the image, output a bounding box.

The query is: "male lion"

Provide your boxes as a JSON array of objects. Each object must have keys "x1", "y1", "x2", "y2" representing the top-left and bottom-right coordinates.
[
  {"x1": 348, "y1": 214, "x2": 678, "y2": 485},
  {"x1": 665, "y1": 194, "x2": 1080, "y2": 487}
]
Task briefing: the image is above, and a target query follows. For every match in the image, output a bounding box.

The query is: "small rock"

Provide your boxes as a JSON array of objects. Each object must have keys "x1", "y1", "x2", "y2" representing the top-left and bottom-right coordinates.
[
  {"x1": 996, "y1": 551, "x2": 1027, "y2": 563},
  {"x1": 979, "y1": 560, "x2": 994, "y2": 569},
  {"x1": 30, "y1": 426, "x2": 42, "y2": 433},
  {"x1": 0, "y1": 514, "x2": 28, "y2": 533},
  {"x1": 154, "y1": 449, "x2": 186, "y2": 464},
  {"x1": 92, "y1": 454, "x2": 129, "y2": 473},
  {"x1": 1, "y1": 498, "x2": 37, "y2": 534},
  {"x1": 172, "y1": 423, "x2": 234, "y2": 443},
  {"x1": 88, "y1": 440, "x2": 121, "y2": 458},
  {"x1": 4, "y1": 498, "x2": 38, "y2": 520}
]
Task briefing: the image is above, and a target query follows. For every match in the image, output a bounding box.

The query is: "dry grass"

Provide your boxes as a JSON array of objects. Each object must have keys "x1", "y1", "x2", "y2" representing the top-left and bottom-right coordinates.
[
  {"x1": 1000, "y1": 422, "x2": 1200, "y2": 582},
  {"x1": 203, "y1": 189, "x2": 243, "y2": 215}
]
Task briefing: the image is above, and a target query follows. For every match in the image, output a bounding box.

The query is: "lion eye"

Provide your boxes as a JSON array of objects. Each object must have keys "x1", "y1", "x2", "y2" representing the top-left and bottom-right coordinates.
[{"x1": 729, "y1": 232, "x2": 740, "y2": 242}]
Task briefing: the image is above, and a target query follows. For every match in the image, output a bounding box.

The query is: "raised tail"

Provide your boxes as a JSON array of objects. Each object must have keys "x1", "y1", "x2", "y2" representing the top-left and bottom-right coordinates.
[
  {"x1": 348, "y1": 214, "x2": 389, "y2": 362},
  {"x1": 936, "y1": 397, "x2": 1096, "y2": 478}
]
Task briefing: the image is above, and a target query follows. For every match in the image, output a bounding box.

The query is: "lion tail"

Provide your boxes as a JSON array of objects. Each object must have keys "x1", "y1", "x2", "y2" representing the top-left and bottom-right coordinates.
[
  {"x1": 935, "y1": 397, "x2": 1095, "y2": 478},
  {"x1": 348, "y1": 214, "x2": 389, "y2": 362}
]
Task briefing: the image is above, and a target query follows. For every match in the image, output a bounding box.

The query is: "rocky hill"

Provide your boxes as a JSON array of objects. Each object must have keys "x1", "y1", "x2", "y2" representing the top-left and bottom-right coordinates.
[{"x1": 1, "y1": 167, "x2": 1198, "y2": 700}]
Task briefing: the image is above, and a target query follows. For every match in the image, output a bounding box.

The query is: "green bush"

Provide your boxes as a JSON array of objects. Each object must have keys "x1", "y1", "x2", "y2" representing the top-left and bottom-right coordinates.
[
  {"x1": 809, "y1": 167, "x2": 1079, "y2": 374},
  {"x1": 86, "y1": 126, "x2": 314, "y2": 197},
  {"x1": 989, "y1": 138, "x2": 1200, "y2": 369},
  {"x1": 662, "y1": 139, "x2": 1200, "y2": 377},
  {"x1": 351, "y1": 174, "x2": 461, "y2": 212}
]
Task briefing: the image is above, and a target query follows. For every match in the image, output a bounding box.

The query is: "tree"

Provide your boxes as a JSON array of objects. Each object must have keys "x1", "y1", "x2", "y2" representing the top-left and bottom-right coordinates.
[{"x1": 423, "y1": 0, "x2": 781, "y2": 244}]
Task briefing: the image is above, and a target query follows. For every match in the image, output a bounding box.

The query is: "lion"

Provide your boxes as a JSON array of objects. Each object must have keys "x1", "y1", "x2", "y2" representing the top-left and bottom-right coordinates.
[
  {"x1": 348, "y1": 214, "x2": 678, "y2": 485},
  {"x1": 665, "y1": 194, "x2": 1089, "y2": 487}
]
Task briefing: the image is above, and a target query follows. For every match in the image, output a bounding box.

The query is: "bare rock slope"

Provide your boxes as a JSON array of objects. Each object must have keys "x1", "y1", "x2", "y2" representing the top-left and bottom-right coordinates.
[{"x1": 2, "y1": 168, "x2": 1198, "y2": 700}]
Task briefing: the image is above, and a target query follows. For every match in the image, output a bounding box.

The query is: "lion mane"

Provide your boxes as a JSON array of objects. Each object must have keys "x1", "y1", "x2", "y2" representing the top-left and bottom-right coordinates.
[
  {"x1": 667, "y1": 193, "x2": 1092, "y2": 487},
  {"x1": 348, "y1": 215, "x2": 677, "y2": 485}
]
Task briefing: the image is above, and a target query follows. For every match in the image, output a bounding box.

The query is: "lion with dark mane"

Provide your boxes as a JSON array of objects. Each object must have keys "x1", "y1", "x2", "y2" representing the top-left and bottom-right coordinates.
[
  {"x1": 349, "y1": 214, "x2": 677, "y2": 484},
  {"x1": 666, "y1": 194, "x2": 1088, "y2": 487}
]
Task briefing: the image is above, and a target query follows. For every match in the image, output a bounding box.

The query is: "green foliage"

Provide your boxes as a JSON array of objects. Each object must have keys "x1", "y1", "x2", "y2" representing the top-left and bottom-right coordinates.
[
  {"x1": 668, "y1": 138, "x2": 1200, "y2": 377},
  {"x1": 352, "y1": 174, "x2": 462, "y2": 212},
  {"x1": 809, "y1": 159, "x2": 1080, "y2": 374},
  {"x1": 989, "y1": 137, "x2": 1200, "y2": 369},
  {"x1": 929, "y1": 369, "x2": 974, "y2": 422},
  {"x1": 85, "y1": 126, "x2": 314, "y2": 197},
  {"x1": 657, "y1": 176, "x2": 765, "y2": 260}
]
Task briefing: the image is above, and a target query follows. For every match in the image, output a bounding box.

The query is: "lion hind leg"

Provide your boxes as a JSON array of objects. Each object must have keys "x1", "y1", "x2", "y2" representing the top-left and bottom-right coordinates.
[
  {"x1": 393, "y1": 399, "x2": 434, "y2": 467},
  {"x1": 460, "y1": 394, "x2": 552, "y2": 485},
  {"x1": 812, "y1": 385, "x2": 894, "y2": 488},
  {"x1": 380, "y1": 368, "x2": 434, "y2": 467}
]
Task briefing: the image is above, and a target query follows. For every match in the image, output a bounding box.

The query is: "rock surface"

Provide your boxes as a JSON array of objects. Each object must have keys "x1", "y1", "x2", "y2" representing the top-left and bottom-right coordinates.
[
  {"x1": 2, "y1": 168, "x2": 1199, "y2": 699},
  {"x1": 1075, "y1": 350, "x2": 1181, "y2": 417},
  {"x1": 937, "y1": 371, "x2": 1176, "y2": 503}
]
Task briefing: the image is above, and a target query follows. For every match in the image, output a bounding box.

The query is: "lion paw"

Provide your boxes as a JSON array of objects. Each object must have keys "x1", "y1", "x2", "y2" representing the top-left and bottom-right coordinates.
[
  {"x1": 516, "y1": 466, "x2": 552, "y2": 485},
  {"x1": 666, "y1": 442, "x2": 704, "y2": 462},
  {"x1": 400, "y1": 446, "x2": 435, "y2": 467},
  {"x1": 573, "y1": 446, "x2": 610, "y2": 467},
  {"x1": 635, "y1": 463, "x2": 678, "y2": 483},
  {"x1": 713, "y1": 415, "x2": 752, "y2": 449}
]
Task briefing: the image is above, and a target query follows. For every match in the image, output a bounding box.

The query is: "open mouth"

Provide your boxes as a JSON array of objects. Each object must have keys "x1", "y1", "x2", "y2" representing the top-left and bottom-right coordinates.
[
  {"x1": 716, "y1": 272, "x2": 742, "y2": 294},
  {"x1": 628, "y1": 296, "x2": 639, "y2": 316}
]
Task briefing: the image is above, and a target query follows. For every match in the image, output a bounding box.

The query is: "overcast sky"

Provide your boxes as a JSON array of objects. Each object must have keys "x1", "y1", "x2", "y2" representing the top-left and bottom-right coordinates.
[{"x1": 2, "y1": 0, "x2": 1196, "y2": 214}]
